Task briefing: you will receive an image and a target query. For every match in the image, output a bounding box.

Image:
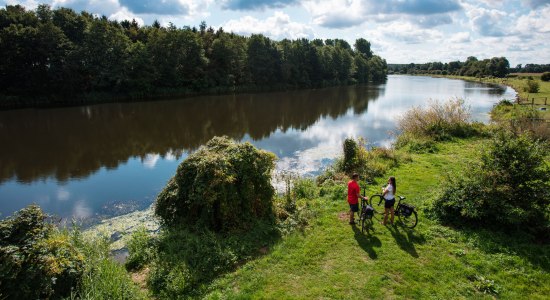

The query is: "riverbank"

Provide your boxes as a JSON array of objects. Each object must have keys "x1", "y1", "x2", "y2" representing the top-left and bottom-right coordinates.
[
  {"x1": 201, "y1": 137, "x2": 549, "y2": 299},
  {"x1": 429, "y1": 74, "x2": 550, "y2": 119},
  {"x1": 78, "y1": 135, "x2": 549, "y2": 299}
]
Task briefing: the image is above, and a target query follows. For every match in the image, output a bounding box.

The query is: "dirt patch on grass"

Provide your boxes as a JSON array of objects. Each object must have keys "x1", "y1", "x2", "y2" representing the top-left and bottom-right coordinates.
[
  {"x1": 131, "y1": 267, "x2": 150, "y2": 291},
  {"x1": 338, "y1": 211, "x2": 349, "y2": 221}
]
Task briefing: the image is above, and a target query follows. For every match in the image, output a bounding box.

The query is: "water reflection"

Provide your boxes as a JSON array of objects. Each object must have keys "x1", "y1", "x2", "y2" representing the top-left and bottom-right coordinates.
[
  {"x1": 0, "y1": 85, "x2": 382, "y2": 184},
  {"x1": 0, "y1": 75, "x2": 515, "y2": 221}
]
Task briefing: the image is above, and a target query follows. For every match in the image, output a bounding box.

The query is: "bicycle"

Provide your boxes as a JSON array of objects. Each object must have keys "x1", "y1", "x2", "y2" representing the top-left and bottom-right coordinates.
[
  {"x1": 357, "y1": 193, "x2": 375, "y2": 234},
  {"x1": 369, "y1": 194, "x2": 418, "y2": 228}
]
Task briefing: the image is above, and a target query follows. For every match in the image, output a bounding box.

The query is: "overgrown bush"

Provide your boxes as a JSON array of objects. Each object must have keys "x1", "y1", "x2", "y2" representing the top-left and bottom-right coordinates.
[
  {"x1": 323, "y1": 137, "x2": 410, "y2": 184},
  {"x1": 524, "y1": 79, "x2": 540, "y2": 93},
  {"x1": 429, "y1": 131, "x2": 550, "y2": 235},
  {"x1": 155, "y1": 136, "x2": 277, "y2": 232},
  {"x1": 541, "y1": 72, "x2": 550, "y2": 82},
  {"x1": 126, "y1": 226, "x2": 157, "y2": 271},
  {"x1": 397, "y1": 99, "x2": 477, "y2": 140},
  {"x1": 343, "y1": 138, "x2": 359, "y2": 174},
  {"x1": 0, "y1": 205, "x2": 85, "y2": 300}
]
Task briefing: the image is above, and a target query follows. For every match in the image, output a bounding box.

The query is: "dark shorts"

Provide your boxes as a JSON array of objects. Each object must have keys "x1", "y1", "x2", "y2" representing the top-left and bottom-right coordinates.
[
  {"x1": 349, "y1": 203, "x2": 359, "y2": 212},
  {"x1": 384, "y1": 198, "x2": 395, "y2": 208}
]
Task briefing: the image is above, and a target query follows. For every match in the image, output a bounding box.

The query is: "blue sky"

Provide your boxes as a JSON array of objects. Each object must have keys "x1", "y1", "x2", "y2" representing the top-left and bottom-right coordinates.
[{"x1": 3, "y1": 0, "x2": 550, "y2": 65}]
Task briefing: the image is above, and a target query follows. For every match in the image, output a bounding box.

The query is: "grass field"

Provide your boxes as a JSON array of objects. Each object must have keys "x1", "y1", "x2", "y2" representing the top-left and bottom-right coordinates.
[
  {"x1": 201, "y1": 138, "x2": 550, "y2": 299},
  {"x1": 434, "y1": 74, "x2": 550, "y2": 120}
]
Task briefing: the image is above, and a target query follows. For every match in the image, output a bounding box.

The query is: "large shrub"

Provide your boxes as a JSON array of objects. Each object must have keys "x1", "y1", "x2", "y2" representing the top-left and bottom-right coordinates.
[
  {"x1": 430, "y1": 131, "x2": 550, "y2": 235},
  {"x1": 155, "y1": 136, "x2": 277, "y2": 231},
  {"x1": 524, "y1": 79, "x2": 540, "y2": 93},
  {"x1": 0, "y1": 205, "x2": 84, "y2": 299},
  {"x1": 397, "y1": 99, "x2": 475, "y2": 140},
  {"x1": 541, "y1": 72, "x2": 550, "y2": 82}
]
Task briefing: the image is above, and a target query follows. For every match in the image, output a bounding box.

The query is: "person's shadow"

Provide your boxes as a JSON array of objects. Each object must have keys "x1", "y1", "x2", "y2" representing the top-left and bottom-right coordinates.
[
  {"x1": 352, "y1": 225, "x2": 381, "y2": 259},
  {"x1": 386, "y1": 224, "x2": 424, "y2": 258}
]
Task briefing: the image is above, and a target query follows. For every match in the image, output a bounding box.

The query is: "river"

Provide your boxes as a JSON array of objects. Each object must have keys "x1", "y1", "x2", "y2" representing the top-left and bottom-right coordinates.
[{"x1": 0, "y1": 75, "x2": 515, "y2": 223}]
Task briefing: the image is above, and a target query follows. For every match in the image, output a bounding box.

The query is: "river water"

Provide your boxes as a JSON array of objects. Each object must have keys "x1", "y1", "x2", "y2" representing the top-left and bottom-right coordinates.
[{"x1": 0, "y1": 75, "x2": 515, "y2": 222}]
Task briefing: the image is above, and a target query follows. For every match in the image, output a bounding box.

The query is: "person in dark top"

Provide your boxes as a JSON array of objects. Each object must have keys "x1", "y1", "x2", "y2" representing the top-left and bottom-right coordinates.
[{"x1": 347, "y1": 173, "x2": 367, "y2": 225}]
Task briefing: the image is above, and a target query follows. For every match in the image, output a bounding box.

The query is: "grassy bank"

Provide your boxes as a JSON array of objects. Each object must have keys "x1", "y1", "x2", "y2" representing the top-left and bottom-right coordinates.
[
  {"x1": 202, "y1": 138, "x2": 549, "y2": 299},
  {"x1": 432, "y1": 74, "x2": 550, "y2": 120}
]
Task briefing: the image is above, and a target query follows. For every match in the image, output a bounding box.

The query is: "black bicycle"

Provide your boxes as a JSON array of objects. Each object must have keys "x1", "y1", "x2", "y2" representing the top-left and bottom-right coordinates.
[
  {"x1": 357, "y1": 195, "x2": 375, "y2": 234},
  {"x1": 369, "y1": 194, "x2": 418, "y2": 228}
]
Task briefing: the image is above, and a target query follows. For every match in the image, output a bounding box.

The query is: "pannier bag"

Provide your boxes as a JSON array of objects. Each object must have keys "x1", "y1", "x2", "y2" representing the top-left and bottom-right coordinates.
[
  {"x1": 364, "y1": 205, "x2": 374, "y2": 217},
  {"x1": 400, "y1": 204, "x2": 414, "y2": 217}
]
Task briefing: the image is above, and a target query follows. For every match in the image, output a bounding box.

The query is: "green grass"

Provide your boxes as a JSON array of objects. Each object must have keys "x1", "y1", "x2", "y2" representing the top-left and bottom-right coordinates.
[
  {"x1": 436, "y1": 74, "x2": 550, "y2": 120},
  {"x1": 201, "y1": 138, "x2": 549, "y2": 299}
]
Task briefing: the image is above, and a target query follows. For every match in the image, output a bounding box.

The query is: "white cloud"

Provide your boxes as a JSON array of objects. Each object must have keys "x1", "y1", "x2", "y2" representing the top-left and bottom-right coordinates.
[
  {"x1": 52, "y1": 0, "x2": 120, "y2": 16},
  {"x1": 449, "y1": 31, "x2": 471, "y2": 43},
  {"x1": 57, "y1": 187, "x2": 70, "y2": 201},
  {"x1": 303, "y1": 0, "x2": 365, "y2": 28},
  {"x1": 142, "y1": 154, "x2": 160, "y2": 169},
  {"x1": 369, "y1": 22, "x2": 444, "y2": 44},
  {"x1": 109, "y1": 7, "x2": 144, "y2": 25},
  {"x1": 515, "y1": 6, "x2": 550, "y2": 35},
  {"x1": 73, "y1": 200, "x2": 92, "y2": 219},
  {"x1": 224, "y1": 11, "x2": 314, "y2": 39},
  {"x1": 464, "y1": 4, "x2": 509, "y2": 36}
]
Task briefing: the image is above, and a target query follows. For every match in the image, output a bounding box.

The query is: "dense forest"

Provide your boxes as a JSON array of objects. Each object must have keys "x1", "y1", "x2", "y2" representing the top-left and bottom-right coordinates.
[
  {"x1": 0, "y1": 5, "x2": 387, "y2": 108},
  {"x1": 389, "y1": 56, "x2": 510, "y2": 78}
]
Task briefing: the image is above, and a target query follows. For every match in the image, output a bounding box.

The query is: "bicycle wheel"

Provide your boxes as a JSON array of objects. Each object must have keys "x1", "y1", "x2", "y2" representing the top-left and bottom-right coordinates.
[
  {"x1": 362, "y1": 215, "x2": 373, "y2": 234},
  {"x1": 398, "y1": 209, "x2": 418, "y2": 228},
  {"x1": 369, "y1": 194, "x2": 384, "y2": 211}
]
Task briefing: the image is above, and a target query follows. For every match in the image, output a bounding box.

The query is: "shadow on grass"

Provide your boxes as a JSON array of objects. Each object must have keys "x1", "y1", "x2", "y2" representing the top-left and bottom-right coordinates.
[
  {"x1": 454, "y1": 226, "x2": 550, "y2": 272},
  {"x1": 148, "y1": 221, "x2": 281, "y2": 298},
  {"x1": 387, "y1": 224, "x2": 425, "y2": 258},
  {"x1": 352, "y1": 225, "x2": 381, "y2": 259}
]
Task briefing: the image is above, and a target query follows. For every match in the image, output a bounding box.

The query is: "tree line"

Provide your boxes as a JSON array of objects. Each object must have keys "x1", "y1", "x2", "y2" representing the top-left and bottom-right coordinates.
[
  {"x1": 389, "y1": 56, "x2": 510, "y2": 78},
  {"x1": 510, "y1": 64, "x2": 550, "y2": 73},
  {"x1": 0, "y1": 5, "x2": 387, "y2": 108}
]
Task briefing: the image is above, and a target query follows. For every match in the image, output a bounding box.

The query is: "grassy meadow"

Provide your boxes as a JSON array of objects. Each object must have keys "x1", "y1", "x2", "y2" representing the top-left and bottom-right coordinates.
[
  {"x1": 437, "y1": 74, "x2": 550, "y2": 119},
  {"x1": 201, "y1": 138, "x2": 549, "y2": 299}
]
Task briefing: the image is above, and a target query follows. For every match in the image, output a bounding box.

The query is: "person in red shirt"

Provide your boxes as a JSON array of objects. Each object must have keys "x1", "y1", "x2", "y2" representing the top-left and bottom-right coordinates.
[{"x1": 348, "y1": 173, "x2": 367, "y2": 225}]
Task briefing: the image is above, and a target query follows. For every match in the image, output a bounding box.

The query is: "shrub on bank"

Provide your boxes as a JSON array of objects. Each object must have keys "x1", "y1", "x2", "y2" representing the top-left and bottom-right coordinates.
[
  {"x1": 429, "y1": 131, "x2": 550, "y2": 235},
  {"x1": 397, "y1": 99, "x2": 479, "y2": 141},
  {"x1": 155, "y1": 136, "x2": 277, "y2": 232},
  {"x1": 524, "y1": 79, "x2": 540, "y2": 93},
  {"x1": 0, "y1": 205, "x2": 84, "y2": 300},
  {"x1": 541, "y1": 72, "x2": 550, "y2": 82}
]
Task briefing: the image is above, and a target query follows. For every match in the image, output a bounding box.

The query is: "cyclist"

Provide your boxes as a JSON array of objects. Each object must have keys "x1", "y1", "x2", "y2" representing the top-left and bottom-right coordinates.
[
  {"x1": 381, "y1": 176, "x2": 396, "y2": 225},
  {"x1": 347, "y1": 173, "x2": 367, "y2": 225}
]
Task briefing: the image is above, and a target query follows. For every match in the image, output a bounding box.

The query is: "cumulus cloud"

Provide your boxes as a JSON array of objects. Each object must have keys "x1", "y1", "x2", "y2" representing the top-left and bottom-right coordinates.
[
  {"x1": 142, "y1": 154, "x2": 160, "y2": 169},
  {"x1": 109, "y1": 7, "x2": 145, "y2": 25},
  {"x1": 119, "y1": 0, "x2": 188, "y2": 15},
  {"x1": 224, "y1": 11, "x2": 314, "y2": 40},
  {"x1": 449, "y1": 31, "x2": 471, "y2": 43},
  {"x1": 371, "y1": 0, "x2": 462, "y2": 15},
  {"x1": 57, "y1": 187, "x2": 70, "y2": 201},
  {"x1": 414, "y1": 14, "x2": 453, "y2": 28},
  {"x1": 515, "y1": 6, "x2": 550, "y2": 35},
  {"x1": 465, "y1": 4, "x2": 508, "y2": 36},
  {"x1": 52, "y1": 0, "x2": 120, "y2": 15},
  {"x1": 523, "y1": 0, "x2": 550, "y2": 9},
  {"x1": 373, "y1": 22, "x2": 444, "y2": 44},
  {"x1": 303, "y1": 0, "x2": 461, "y2": 29},
  {"x1": 221, "y1": 0, "x2": 299, "y2": 10}
]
